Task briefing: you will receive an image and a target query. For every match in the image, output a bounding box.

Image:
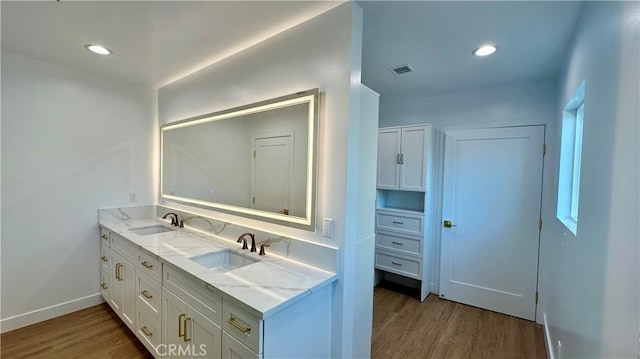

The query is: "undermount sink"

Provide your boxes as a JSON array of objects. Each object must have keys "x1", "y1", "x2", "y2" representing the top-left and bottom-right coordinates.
[
  {"x1": 130, "y1": 225, "x2": 176, "y2": 236},
  {"x1": 190, "y1": 250, "x2": 259, "y2": 272}
]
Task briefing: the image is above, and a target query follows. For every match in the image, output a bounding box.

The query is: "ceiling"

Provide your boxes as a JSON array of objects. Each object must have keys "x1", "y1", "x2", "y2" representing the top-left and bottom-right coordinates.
[
  {"x1": 2, "y1": 1, "x2": 584, "y2": 96},
  {"x1": 0, "y1": 1, "x2": 341, "y2": 87},
  {"x1": 359, "y1": 1, "x2": 584, "y2": 98}
]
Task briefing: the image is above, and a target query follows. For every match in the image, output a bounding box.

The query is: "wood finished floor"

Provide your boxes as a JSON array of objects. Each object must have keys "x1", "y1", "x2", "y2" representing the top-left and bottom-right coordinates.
[
  {"x1": 372, "y1": 284, "x2": 547, "y2": 359},
  {"x1": 1, "y1": 303, "x2": 151, "y2": 359},
  {"x1": 1, "y1": 287, "x2": 546, "y2": 359}
]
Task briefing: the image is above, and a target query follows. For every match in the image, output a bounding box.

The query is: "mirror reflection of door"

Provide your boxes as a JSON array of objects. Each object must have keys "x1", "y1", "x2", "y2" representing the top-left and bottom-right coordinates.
[{"x1": 252, "y1": 131, "x2": 294, "y2": 215}]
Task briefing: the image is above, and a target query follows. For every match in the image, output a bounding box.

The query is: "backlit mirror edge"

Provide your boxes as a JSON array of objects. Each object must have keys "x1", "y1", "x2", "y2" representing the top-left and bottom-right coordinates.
[{"x1": 159, "y1": 88, "x2": 320, "y2": 232}]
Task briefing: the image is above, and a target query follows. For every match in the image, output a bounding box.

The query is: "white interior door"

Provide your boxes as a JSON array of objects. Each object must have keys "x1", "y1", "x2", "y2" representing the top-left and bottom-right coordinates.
[
  {"x1": 252, "y1": 133, "x2": 293, "y2": 215},
  {"x1": 439, "y1": 126, "x2": 544, "y2": 320}
]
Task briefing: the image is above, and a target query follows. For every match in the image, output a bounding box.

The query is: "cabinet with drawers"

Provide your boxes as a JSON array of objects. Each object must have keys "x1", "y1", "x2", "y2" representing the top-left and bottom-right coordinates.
[
  {"x1": 100, "y1": 225, "x2": 332, "y2": 358},
  {"x1": 375, "y1": 124, "x2": 436, "y2": 302}
]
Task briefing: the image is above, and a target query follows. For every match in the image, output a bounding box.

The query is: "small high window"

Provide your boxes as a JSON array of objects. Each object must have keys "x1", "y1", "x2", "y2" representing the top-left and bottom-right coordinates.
[{"x1": 557, "y1": 81, "x2": 585, "y2": 235}]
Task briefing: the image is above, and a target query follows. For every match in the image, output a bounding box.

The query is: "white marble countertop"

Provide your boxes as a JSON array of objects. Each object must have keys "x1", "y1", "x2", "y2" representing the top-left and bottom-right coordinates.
[{"x1": 99, "y1": 215, "x2": 337, "y2": 319}]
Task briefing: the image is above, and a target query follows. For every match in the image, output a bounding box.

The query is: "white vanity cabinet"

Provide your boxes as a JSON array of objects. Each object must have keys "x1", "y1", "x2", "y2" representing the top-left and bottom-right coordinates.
[
  {"x1": 99, "y1": 225, "x2": 333, "y2": 359},
  {"x1": 377, "y1": 125, "x2": 429, "y2": 191}
]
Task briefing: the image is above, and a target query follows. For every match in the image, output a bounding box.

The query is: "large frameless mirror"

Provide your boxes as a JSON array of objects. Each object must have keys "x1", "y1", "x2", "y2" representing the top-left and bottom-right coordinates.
[{"x1": 160, "y1": 89, "x2": 319, "y2": 230}]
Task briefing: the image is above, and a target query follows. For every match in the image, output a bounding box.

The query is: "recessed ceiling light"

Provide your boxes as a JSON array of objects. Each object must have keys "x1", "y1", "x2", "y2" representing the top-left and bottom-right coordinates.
[
  {"x1": 84, "y1": 44, "x2": 113, "y2": 55},
  {"x1": 472, "y1": 44, "x2": 498, "y2": 57}
]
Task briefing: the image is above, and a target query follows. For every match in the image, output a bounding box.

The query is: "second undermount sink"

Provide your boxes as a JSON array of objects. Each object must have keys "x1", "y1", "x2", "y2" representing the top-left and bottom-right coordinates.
[
  {"x1": 190, "y1": 250, "x2": 259, "y2": 272},
  {"x1": 130, "y1": 225, "x2": 176, "y2": 236}
]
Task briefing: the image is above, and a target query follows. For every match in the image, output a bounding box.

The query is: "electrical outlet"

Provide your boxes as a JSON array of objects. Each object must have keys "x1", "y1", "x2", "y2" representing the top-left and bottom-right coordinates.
[
  {"x1": 323, "y1": 218, "x2": 334, "y2": 238},
  {"x1": 129, "y1": 192, "x2": 137, "y2": 203}
]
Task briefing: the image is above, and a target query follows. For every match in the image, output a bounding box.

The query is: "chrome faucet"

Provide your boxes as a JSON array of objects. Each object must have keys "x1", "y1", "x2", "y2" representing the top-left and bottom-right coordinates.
[
  {"x1": 162, "y1": 212, "x2": 180, "y2": 227},
  {"x1": 238, "y1": 233, "x2": 256, "y2": 252}
]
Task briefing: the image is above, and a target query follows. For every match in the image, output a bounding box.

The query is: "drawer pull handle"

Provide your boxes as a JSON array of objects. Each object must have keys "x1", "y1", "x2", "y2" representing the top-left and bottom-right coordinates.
[
  {"x1": 184, "y1": 317, "x2": 191, "y2": 342},
  {"x1": 141, "y1": 261, "x2": 153, "y2": 269},
  {"x1": 178, "y1": 313, "x2": 186, "y2": 338},
  {"x1": 141, "y1": 326, "x2": 153, "y2": 337},
  {"x1": 391, "y1": 261, "x2": 403, "y2": 266},
  {"x1": 115, "y1": 263, "x2": 123, "y2": 281},
  {"x1": 228, "y1": 316, "x2": 251, "y2": 333},
  {"x1": 391, "y1": 241, "x2": 403, "y2": 246},
  {"x1": 141, "y1": 290, "x2": 153, "y2": 299},
  {"x1": 392, "y1": 221, "x2": 404, "y2": 225},
  {"x1": 101, "y1": 234, "x2": 108, "y2": 240},
  {"x1": 101, "y1": 283, "x2": 108, "y2": 290},
  {"x1": 101, "y1": 256, "x2": 108, "y2": 262}
]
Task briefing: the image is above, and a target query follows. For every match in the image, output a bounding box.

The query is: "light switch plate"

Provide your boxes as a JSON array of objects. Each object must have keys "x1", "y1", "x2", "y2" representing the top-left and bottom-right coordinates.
[
  {"x1": 323, "y1": 218, "x2": 334, "y2": 238},
  {"x1": 129, "y1": 192, "x2": 137, "y2": 203}
]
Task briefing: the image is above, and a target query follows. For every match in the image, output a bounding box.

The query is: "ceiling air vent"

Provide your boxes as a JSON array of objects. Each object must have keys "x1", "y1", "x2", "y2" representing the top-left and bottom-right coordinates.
[{"x1": 389, "y1": 64, "x2": 415, "y2": 76}]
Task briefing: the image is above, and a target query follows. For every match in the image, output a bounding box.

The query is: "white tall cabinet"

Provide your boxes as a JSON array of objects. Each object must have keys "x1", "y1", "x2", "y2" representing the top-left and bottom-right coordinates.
[{"x1": 375, "y1": 124, "x2": 435, "y2": 302}]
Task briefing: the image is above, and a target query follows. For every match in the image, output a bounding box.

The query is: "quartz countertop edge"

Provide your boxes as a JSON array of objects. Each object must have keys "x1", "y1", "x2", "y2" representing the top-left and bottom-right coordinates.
[{"x1": 99, "y1": 217, "x2": 338, "y2": 320}]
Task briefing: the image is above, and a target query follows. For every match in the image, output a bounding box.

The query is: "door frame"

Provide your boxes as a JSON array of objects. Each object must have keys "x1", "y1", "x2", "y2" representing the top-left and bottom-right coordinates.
[
  {"x1": 431, "y1": 122, "x2": 547, "y2": 320},
  {"x1": 251, "y1": 130, "x2": 295, "y2": 214}
]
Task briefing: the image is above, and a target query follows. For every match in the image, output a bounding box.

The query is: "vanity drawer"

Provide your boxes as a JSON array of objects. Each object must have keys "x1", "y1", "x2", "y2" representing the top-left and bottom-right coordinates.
[
  {"x1": 111, "y1": 234, "x2": 138, "y2": 263},
  {"x1": 137, "y1": 271, "x2": 162, "y2": 315},
  {"x1": 376, "y1": 210, "x2": 424, "y2": 236},
  {"x1": 222, "y1": 300, "x2": 263, "y2": 354},
  {"x1": 100, "y1": 242, "x2": 110, "y2": 272},
  {"x1": 375, "y1": 251, "x2": 421, "y2": 279},
  {"x1": 100, "y1": 267, "x2": 109, "y2": 301},
  {"x1": 164, "y1": 265, "x2": 222, "y2": 326},
  {"x1": 137, "y1": 302, "x2": 162, "y2": 354},
  {"x1": 100, "y1": 227, "x2": 110, "y2": 247},
  {"x1": 376, "y1": 231, "x2": 421, "y2": 257},
  {"x1": 137, "y1": 250, "x2": 162, "y2": 283}
]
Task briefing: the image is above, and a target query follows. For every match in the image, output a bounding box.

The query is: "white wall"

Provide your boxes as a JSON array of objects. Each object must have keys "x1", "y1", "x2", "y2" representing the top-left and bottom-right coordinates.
[
  {"x1": 539, "y1": 2, "x2": 640, "y2": 358},
  {"x1": 379, "y1": 78, "x2": 558, "y2": 293},
  {"x1": 380, "y1": 78, "x2": 557, "y2": 129},
  {"x1": 0, "y1": 52, "x2": 155, "y2": 332},
  {"x1": 157, "y1": 3, "x2": 369, "y2": 357}
]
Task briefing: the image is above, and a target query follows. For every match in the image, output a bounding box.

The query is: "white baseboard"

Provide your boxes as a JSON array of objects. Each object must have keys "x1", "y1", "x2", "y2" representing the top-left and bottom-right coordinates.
[
  {"x1": 0, "y1": 293, "x2": 105, "y2": 333},
  {"x1": 543, "y1": 313, "x2": 556, "y2": 359}
]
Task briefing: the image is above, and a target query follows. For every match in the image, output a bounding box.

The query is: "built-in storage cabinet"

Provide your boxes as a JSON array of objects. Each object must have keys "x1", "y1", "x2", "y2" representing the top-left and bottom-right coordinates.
[
  {"x1": 377, "y1": 125, "x2": 428, "y2": 191},
  {"x1": 375, "y1": 124, "x2": 435, "y2": 302}
]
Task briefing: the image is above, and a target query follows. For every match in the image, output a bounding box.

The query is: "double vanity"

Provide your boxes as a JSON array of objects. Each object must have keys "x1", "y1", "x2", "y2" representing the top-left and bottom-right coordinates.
[{"x1": 99, "y1": 206, "x2": 337, "y2": 358}]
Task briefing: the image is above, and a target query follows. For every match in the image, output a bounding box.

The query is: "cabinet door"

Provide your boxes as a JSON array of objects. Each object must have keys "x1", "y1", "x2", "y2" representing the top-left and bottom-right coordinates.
[
  {"x1": 222, "y1": 331, "x2": 259, "y2": 359},
  {"x1": 163, "y1": 288, "x2": 190, "y2": 359},
  {"x1": 189, "y1": 306, "x2": 222, "y2": 359},
  {"x1": 110, "y1": 251, "x2": 136, "y2": 331},
  {"x1": 109, "y1": 252, "x2": 124, "y2": 314},
  {"x1": 377, "y1": 128, "x2": 401, "y2": 189},
  {"x1": 399, "y1": 126, "x2": 427, "y2": 191}
]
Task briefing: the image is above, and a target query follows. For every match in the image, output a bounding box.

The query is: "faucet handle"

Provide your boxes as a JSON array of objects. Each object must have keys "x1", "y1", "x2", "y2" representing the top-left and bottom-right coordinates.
[{"x1": 259, "y1": 244, "x2": 270, "y2": 256}]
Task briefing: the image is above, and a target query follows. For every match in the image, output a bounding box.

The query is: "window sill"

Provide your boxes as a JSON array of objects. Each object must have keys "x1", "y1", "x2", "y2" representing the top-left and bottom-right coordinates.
[{"x1": 557, "y1": 216, "x2": 577, "y2": 236}]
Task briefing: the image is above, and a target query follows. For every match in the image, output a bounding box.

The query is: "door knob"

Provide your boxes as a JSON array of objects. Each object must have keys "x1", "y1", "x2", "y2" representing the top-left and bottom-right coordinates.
[{"x1": 443, "y1": 220, "x2": 457, "y2": 228}]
